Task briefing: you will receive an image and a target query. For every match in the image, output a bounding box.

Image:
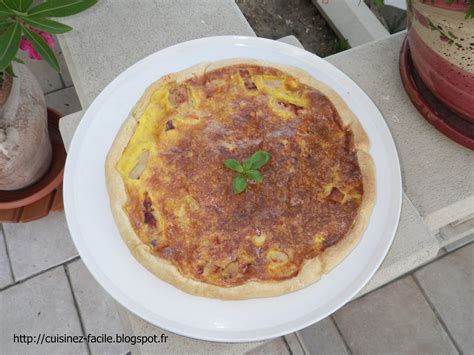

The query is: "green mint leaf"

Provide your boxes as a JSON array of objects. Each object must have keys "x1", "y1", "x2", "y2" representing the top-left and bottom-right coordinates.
[
  {"x1": 232, "y1": 175, "x2": 248, "y2": 194},
  {"x1": 28, "y1": 0, "x2": 97, "y2": 17},
  {"x1": 23, "y1": 17, "x2": 73, "y2": 34},
  {"x1": 224, "y1": 159, "x2": 243, "y2": 173},
  {"x1": 246, "y1": 170, "x2": 263, "y2": 182},
  {"x1": 224, "y1": 150, "x2": 271, "y2": 194},
  {"x1": 243, "y1": 159, "x2": 253, "y2": 171},
  {"x1": 248, "y1": 151, "x2": 270, "y2": 169}
]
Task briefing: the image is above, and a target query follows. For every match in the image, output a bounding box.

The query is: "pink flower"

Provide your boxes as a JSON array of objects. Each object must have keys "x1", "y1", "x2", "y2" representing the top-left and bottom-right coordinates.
[
  {"x1": 34, "y1": 29, "x2": 55, "y2": 48},
  {"x1": 20, "y1": 38, "x2": 41, "y2": 60},
  {"x1": 19, "y1": 28, "x2": 55, "y2": 61}
]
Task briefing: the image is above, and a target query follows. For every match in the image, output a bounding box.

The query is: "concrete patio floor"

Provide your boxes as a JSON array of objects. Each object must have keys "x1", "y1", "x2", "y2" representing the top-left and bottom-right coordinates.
[{"x1": 0, "y1": 38, "x2": 472, "y2": 354}]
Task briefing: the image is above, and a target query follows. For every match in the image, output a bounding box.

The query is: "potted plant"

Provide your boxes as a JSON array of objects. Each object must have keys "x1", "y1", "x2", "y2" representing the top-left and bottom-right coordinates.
[
  {"x1": 0, "y1": 0, "x2": 96, "y2": 193},
  {"x1": 371, "y1": 0, "x2": 473, "y2": 147},
  {"x1": 405, "y1": 0, "x2": 474, "y2": 121}
]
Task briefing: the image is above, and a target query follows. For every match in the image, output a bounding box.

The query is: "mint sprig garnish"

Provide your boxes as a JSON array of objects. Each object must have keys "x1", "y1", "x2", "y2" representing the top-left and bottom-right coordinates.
[
  {"x1": 224, "y1": 151, "x2": 271, "y2": 194},
  {"x1": 224, "y1": 159, "x2": 244, "y2": 173},
  {"x1": 232, "y1": 175, "x2": 248, "y2": 194}
]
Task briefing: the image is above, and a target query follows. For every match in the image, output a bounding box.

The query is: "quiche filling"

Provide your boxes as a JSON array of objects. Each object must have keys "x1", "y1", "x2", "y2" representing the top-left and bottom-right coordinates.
[{"x1": 116, "y1": 65, "x2": 364, "y2": 287}]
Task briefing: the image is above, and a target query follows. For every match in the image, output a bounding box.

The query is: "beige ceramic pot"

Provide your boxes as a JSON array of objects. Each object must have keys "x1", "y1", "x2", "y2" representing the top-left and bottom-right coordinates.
[{"x1": 0, "y1": 65, "x2": 52, "y2": 190}]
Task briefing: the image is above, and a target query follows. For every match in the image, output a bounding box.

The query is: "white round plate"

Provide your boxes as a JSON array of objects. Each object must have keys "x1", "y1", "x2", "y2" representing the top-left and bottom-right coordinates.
[{"x1": 64, "y1": 36, "x2": 402, "y2": 343}]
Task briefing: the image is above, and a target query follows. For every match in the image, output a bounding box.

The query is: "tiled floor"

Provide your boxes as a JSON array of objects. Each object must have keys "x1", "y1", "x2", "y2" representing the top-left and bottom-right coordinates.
[
  {"x1": 333, "y1": 277, "x2": 457, "y2": 354},
  {"x1": 0, "y1": 266, "x2": 88, "y2": 354},
  {"x1": 1, "y1": 42, "x2": 472, "y2": 354},
  {"x1": 415, "y1": 246, "x2": 474, "y2": 353},
  {"x1": 3, "y1": 213, "x2": 78, "y2": 281}
]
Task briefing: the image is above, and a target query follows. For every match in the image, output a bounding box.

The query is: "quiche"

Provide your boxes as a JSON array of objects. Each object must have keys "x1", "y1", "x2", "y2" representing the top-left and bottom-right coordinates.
[{"x1": 105, "y1": 59, "x2": 375, "y2": 300}]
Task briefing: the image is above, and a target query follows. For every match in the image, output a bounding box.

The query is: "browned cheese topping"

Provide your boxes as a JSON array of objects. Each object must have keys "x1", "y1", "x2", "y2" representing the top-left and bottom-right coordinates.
[{"x1": 117, "y1": 65, "x2": 363, "y2": 287}]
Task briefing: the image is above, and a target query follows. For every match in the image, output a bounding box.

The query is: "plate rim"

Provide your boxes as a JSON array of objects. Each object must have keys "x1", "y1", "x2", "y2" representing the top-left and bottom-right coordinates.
[{"x1": 63, "y1": 35, "x2": 402, "y2": 342}]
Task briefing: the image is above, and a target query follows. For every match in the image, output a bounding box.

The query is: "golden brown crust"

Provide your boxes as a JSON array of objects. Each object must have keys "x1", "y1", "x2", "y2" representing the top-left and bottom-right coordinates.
[{"x1": 105, "y1": 59, "x2": 375, "y2": 300}]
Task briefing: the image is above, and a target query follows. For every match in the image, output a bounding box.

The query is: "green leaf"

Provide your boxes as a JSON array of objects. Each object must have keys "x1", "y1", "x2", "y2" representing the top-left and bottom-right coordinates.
[
  {"x1": 20, "y1": 0, "x2": 33, "y2": 12},
  {"x1": 243, "y1": 159, "x2": 253, "y2": 171},
  {"x1": 19, "y1": 0, "x2": 33, "y2": 12},
  {"x1": 232, "y1": 175, "x2": 248, "y2": 194},
  {"x1": 28, "y1": 0, "x2": 97, "y2": 18},
  {"x1": 2, "y1": 0, "x2": 19, "y2": 11},
  {"x1": 247, "y1": 151, "x2": 271, "y2": 169},
  {"x1": 0, "y1": 22, "x2": 21, "y2": 72},
  {"x1": 23, "y1": 17, "x2": 72, "y2": 34},
  {"x1": 4, "y1": 62, "x2": 15, "y2": 77},
  {"x1": 0, "y1": 18, "x2": 12, "y2": 32},
  {"x1": 246, "y1": 170, "x2": 263, "y2": 183},
  {"x1": 224, "y1": 159, "x2": 243, "y2": 173},
  {"x1": 22, "y1": 26, "x2": 60, "y2": 72},
  {"x1": 3, "y1": 0, "x2": 32, "y2": 12},
  {"x1": 0, "y1": 17, "x2": 11, "y2": 25},
  {"x1": 0, "y1": 3, "x2": 15, "y2": 17}
]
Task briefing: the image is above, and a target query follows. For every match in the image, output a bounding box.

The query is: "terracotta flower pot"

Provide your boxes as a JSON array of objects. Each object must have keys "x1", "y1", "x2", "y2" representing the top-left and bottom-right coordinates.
[
  {"x1": 407, "y1": 0, "x2": 474, "y2": 121},
  {"x1": 0, "y1": 108, "x2": 66, "y2": 222},
  {"x1": 0, "y1": 65, "x2": 52, "y2": 189}
]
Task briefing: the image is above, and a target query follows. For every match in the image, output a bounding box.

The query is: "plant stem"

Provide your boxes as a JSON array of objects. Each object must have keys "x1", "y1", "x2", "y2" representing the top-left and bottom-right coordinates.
[{"x1": 11, "y1": 10, "x2": 27, "y2": 17}]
